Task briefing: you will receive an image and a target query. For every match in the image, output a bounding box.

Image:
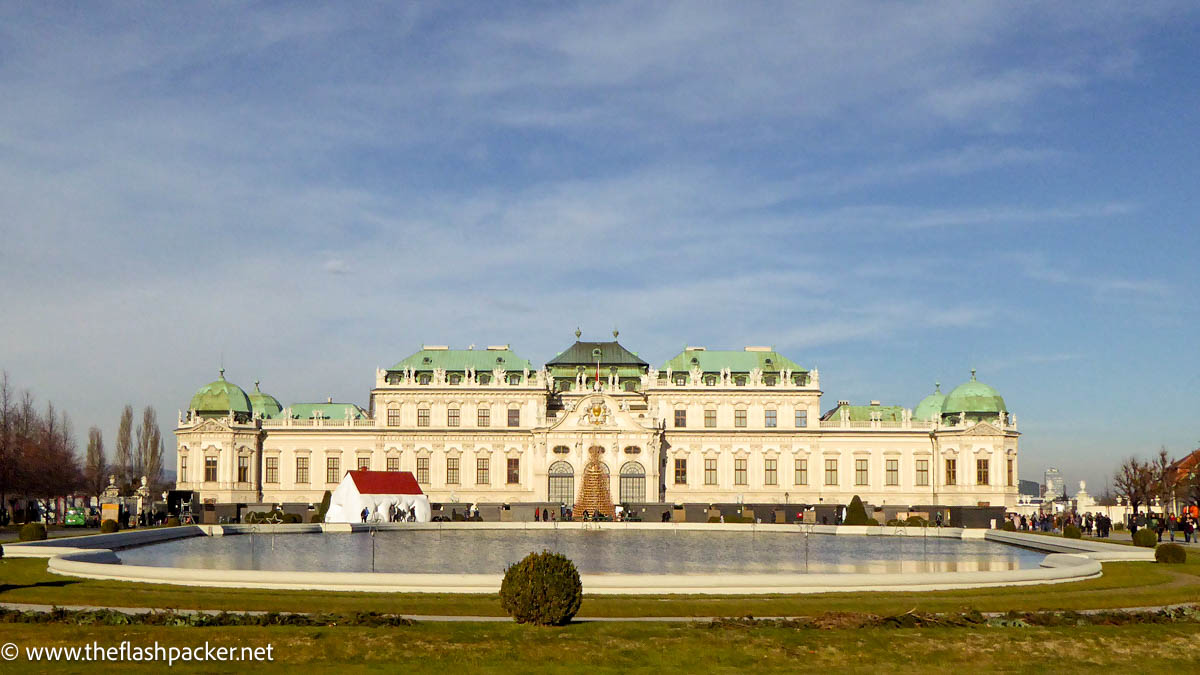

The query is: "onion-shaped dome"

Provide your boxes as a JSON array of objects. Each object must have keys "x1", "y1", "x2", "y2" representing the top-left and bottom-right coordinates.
[
  {"x1": 913, "y1": 382, "x2": 946, "y2": 422},
  {"x1": 188, "y1": 369, "x2": 252, "y2": 418},
  {"x1": 941, "y1": 369, "x2": 1006, "y2": 420},
  {"x1": 247, "y1": 380, "x2": 283, "y2": 419}
]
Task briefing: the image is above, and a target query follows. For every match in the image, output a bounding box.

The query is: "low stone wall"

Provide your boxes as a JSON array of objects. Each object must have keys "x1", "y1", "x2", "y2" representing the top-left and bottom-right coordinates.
[{"x1": 32, "y1": 522, "x2": 1155, "y2": 595}]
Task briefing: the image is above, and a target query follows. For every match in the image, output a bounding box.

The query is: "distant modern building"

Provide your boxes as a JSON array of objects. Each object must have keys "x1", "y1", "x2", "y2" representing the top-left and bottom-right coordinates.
[
  {"x1": 1018, "y1": 479, "x2": 1040, "y2": 498},
  {"x1": 174, "y1": 332, "x2": 1020, "y2": 513},
  {"x1": 1044, "y1": 468, "x2": 1065, "y2": 500}
]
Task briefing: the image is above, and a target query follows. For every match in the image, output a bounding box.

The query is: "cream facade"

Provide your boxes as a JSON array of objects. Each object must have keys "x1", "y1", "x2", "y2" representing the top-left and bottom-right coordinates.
[{"x1": 175, "y1": 340, "x2": 1019, "y2": 510}]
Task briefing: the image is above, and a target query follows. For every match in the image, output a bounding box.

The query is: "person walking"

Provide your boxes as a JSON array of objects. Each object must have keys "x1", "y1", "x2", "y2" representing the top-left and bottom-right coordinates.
[{"x1": 360, "y1": 506, "x2": 369, "y2": 523}]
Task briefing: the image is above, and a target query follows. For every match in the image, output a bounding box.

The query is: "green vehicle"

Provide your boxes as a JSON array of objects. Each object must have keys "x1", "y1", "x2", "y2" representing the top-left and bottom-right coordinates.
[{"x1": 63, "y1": 507, "x2": 87, "y2": 527}]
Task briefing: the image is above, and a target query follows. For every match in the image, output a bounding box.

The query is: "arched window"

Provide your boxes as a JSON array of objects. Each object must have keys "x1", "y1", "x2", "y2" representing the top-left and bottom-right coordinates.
[
  {"x1": 478, "y1": 373, "x2": 491, "y2": 385},
  {"x1": 449, "y1": 373, "x2": 462, "y2": 385},
  {"x1": 548, "y1": 461, "x2": 574, "y2": 504},
  {"x1": 619, "y1": 461, "x2": 646, "y2": 504},
  {"x1": 552, "y1": 445, "x2": 571, "y2": 454}
]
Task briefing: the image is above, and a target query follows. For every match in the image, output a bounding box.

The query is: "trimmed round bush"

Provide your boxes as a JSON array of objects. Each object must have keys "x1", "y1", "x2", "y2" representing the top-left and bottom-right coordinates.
[
  {"x1": 499, "y1": 550, "x2": 583, "y2": 626},
  {"x1": 18, "y1": 522, "x2": 47, "y2": 541},
  {"x1": 100, "y1": 519, "x2": 119, "y2": 534},
  {"x1": 282, "y1": 513, "x2": 302, "y2": 524},
  {"x1": 1002, "y1": 521, "x2": 1017, "y2": 532},
  {"x1": 1063, "y1": 525, "x2": 1082, "y2": 539},
  {"x1": 1155, "y1": 543, "x2": 1187, "y2": 564},
  {"x1": 905, "y1": 515, "x2": 927, "y2": 527},
  {"x1": 1133, "y1": 528, "x2": 1157, "y2": 548},
  {"x1": 1113, "y1": 521, "x2": 1125, "y2": 531},
  {"x1": 165, "y1": 517, "x2": 181, "y2": 527}
]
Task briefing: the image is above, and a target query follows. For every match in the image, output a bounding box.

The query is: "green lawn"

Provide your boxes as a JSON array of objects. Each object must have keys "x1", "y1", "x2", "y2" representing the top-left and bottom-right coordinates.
[
  {"x1": 2, "y1": 552, "x2": 1199, "y2": 617},
  {"x1": 0, "y1": 622, "x2": 1196, "y2": 673}
]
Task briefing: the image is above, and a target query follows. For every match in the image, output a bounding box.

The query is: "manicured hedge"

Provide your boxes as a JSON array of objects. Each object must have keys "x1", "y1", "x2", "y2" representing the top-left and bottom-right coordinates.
[
  {"x1": 1132, "y1": 528, "x2": 1158, "y2": 548},
  {"x1": 1063, "y1": 525, "x2": 1082, "y2": 539},
  {"x1": 499, "y1": 550, "x2": 582, "y2": 626},
  {"x1": 19, "y1": 522, "x2": 47, "y2": 541},
  {"x1": 1155, "y1": 543, "x2": 1187, "y2": 564},
  {"x1": 843, "y1": 496, "x2": 871, "y2": 526}
]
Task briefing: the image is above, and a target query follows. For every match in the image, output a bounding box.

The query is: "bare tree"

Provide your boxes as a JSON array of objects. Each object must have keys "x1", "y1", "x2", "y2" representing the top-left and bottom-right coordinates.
[
  {"x1": 85, "y1": 426, "x2": 107, "y2": 499},
  {"x1": 138, "y1": 406, "x2": 163, "y2": 493},
  {"x1": 0, "y1": 372, "x2": 14, "y2": 517},
  {"x1": 115, "y1": 404, "x2": 133, "y2": 491},
  {"x1": 1113, "y1": 456, "x2": 1155, "y2": 517},
  {"x1": 1152, "y1": 446, "x2": 1178, "y2": 514}
]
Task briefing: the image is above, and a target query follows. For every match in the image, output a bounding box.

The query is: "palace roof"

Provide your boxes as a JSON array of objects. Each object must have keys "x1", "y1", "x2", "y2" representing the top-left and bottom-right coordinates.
[
  {"x1": 820, "y1": 402, "x2": 906, "y2": 422},
  {"x1": 284, "y1": 402, "x2": 368, "y2": 420},
  {"x1": 546, "y1": 340, "x2": 648, "y2": 367},
  {"x1": 389, "y1": 347, "x2": 533, "y2": 373},
  {"x1": 662, "y1": 347, "x2": 805, "y2": 374}
]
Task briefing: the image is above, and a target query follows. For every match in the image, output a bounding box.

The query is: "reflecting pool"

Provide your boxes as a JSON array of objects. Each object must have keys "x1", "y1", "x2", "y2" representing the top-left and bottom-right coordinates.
[{"x1": 116, "y1": 529, "x2": 1045, "y2": 575}]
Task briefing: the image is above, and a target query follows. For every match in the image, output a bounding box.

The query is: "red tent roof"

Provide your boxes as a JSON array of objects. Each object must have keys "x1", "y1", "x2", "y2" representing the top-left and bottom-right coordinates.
[{"x1": 347, "y1": 470, "x2": 424, "y2": 495}]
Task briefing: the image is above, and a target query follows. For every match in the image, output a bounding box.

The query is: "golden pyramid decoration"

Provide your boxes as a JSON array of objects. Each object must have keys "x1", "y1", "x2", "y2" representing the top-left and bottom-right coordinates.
[{"x1": 573, "y1": 446, "x2": 616, "y2": 520}]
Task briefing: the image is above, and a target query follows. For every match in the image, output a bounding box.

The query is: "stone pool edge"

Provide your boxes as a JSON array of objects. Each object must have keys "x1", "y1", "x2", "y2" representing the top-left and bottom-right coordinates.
[{"x1": 4, "y1": 523, "x2": 1152, "y2": 595}]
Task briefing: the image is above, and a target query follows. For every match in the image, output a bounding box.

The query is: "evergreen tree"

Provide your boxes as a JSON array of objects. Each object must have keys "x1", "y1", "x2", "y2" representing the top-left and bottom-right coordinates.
[{"x1": 85, "y1": 426, "x2": 106, "y2": 498}]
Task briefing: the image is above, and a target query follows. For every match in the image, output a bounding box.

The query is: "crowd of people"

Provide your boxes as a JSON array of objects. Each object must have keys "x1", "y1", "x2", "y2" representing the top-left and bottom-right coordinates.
[{"x1": 1008, "y1": 509, "x2": 1200, "y2": 543}]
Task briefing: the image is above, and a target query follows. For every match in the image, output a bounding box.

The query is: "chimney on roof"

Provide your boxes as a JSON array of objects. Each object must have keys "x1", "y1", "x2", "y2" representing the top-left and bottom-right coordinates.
[
  {"x1": 870, "y1": 400, "x2": 881, "y2": 406},
  {"x1": 686, "y1": 346, "x2": 706, "y2": 351},
  {"x1": 744, "y1": 346, "x2": 771, "y2": 352},
  {"x1": 487, "y1": 345, "x2": 509, "y2": 350},
  {"x1": 327, "y1": 397, "x2": 332, "y2": 404},
  {"x1": 837, "y1": 400, "x2": 850, "y2": 407}
]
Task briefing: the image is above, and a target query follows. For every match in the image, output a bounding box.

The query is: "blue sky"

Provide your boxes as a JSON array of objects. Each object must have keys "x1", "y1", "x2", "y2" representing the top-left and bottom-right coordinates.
[{"x1": 1, "y1": 2, "x2": 1197, "y2": 493}]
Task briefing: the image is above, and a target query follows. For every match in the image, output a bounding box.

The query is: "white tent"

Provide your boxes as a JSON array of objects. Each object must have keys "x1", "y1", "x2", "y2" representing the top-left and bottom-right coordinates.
[{"x1": 324, "y1": 470, "x2": 431, "y2": 523}]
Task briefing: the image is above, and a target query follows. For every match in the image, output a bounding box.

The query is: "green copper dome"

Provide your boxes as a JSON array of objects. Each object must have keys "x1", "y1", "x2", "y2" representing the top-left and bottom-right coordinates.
[
  {"x1": 189, "y1": 369, "x2": 252, "y2": 417},
  {"x1": 941, "y1": 370, "x2": 1006, "y2": 417},
  {"x1": 913, "y1": 382, "x2": 946, "y2": 422},
  {"x1": 247, "y1": 380, "x2": 283, "y2": 419}
]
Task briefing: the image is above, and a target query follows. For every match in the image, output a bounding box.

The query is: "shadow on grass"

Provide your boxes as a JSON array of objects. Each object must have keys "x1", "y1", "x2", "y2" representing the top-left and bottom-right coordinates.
[{"x1": 0, "y1": 579, "x2": 80, "y2": 594}]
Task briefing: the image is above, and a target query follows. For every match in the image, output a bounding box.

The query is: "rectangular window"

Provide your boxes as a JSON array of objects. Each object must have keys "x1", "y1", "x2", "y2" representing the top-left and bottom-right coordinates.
[
  {"x1": 1007, "y1": 458, "x2": 1014, "y2": 487},
  {"x1": 795, "y1": 409, "x2": 808, "y2": 428},
  {"x1": 417, "y1": 408, "x2": 430, "y2": 427},
  {"x1": 446, "y1": 457, "x2": 460, "y2": 484},
  {"x1": 674, "y1": 458, "x2": 687, "y2": 484},
  {"x1": 915, "y1": 459, "x2": 929, "y2": 486},
  {"x1": 764, "y1": 459, "x2": 777, "y2": 485},
  {"x1": 824, "y1": 459, "x2": 837, "y2": 486},
  {"x1": 734, "y1": 409, "x2": 747, "y2": 427},
  {"x1": 855, "y1": 458, "x2": 869, "y2": 486},
  {"x1": 795, "y1": 458, "x2": 808, "y2": 486},
  {"x1": 387, "y1": 408, "x2": 400, "y2": 426},
  {"x1": 764, "y1": 409, "x2": 777, "y2": 428},
  {"x1": 977, "y1": 459, "x2": 990, "y2": 485},
  {"x1": 704, "y1": 458, "x2": 718, "y2": 485},
  {"x1": 945, "y1": 458, "x2": 957, "y2": 486},
  {"x1": 180, "y1": 457, "x2": 187, "y2": 484},
  {"x1": 417, "y1": 457, "x2": 430, "y2": 484},
  {"x1": 674, "y1": 409, "x2": 687, "y2": 428},
  {"x1": 357, "y1": 456, "x2": 370, "y2": 471},
  {"x1": 507, "y1": 458, "x2": 520, "y2": 484},
  {"x1": 476, "y1": 457, "x2": 490, "y2": 485},
  {"x1": 295, "y1": 457, "x2": 309, "y2": 484},
  {"x1": 477, "y1": 407, "x2": 490, "y2": 427},
  {"x1": 886, "y1": 459, "x2": 899, "y2": 486},
  {"x1": 386, "y1": 456, "x2": 399, "y2": 472},
  {"x1": 237, "y1": 455, "x2": 249, "y2": 483},
  {"x1": 447, "y1": 408, "x2": 460, "y2": 427},
  {"x1": 204, "y1": 457, "x2": 217, "y2": 482},
  {"x1": 704, "y1": 409, "x2": 716, "y2": 428},
  {"x1": 265, "y1": 457, "x2": 278, "y2": 484},
  {"x1": 326, "y1": 457, "x2": 340, "y2": 484},
  {"x1": 734, "y1": 458, "x2": 747, "y2": 485},
  {"x1": 507, "y1": 408, "x2": 520, "y2": 427}
]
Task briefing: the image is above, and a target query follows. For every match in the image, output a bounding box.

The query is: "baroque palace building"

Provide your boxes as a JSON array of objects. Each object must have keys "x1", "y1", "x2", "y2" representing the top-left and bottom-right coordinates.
[{"x1": 175, "y1": 331, "x2": 1020, "y2": 512}]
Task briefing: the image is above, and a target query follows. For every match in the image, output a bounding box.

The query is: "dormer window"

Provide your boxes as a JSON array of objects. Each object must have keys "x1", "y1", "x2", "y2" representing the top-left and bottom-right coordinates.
[
  {"x1": 735, "y1": 376, "x2": 747, "y2": 386},
  {"x1": 508, "y1": 373, "x2": 521, "y2": 385},
  {"x1": 764, "y1": 376, "x2": 776, "y2": 386},
  {"x1": 449, "y1": 373, "x2": 462, "y2": 385},
  {"x1": 418, "y1": 374, "x2": 431, "y2": 385},
  {"x1": 478, "y1": 374, "x2": 491, "y2": 385},
  {"x1": 705, "y1": 375, "x2": 716, "y2": 386},
  {"x1": 422, "y1": 357, "x2": 432, "y2": 364},
  {"x1": 674, "y1": 374, "x2": 687, "y2": 386}
]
